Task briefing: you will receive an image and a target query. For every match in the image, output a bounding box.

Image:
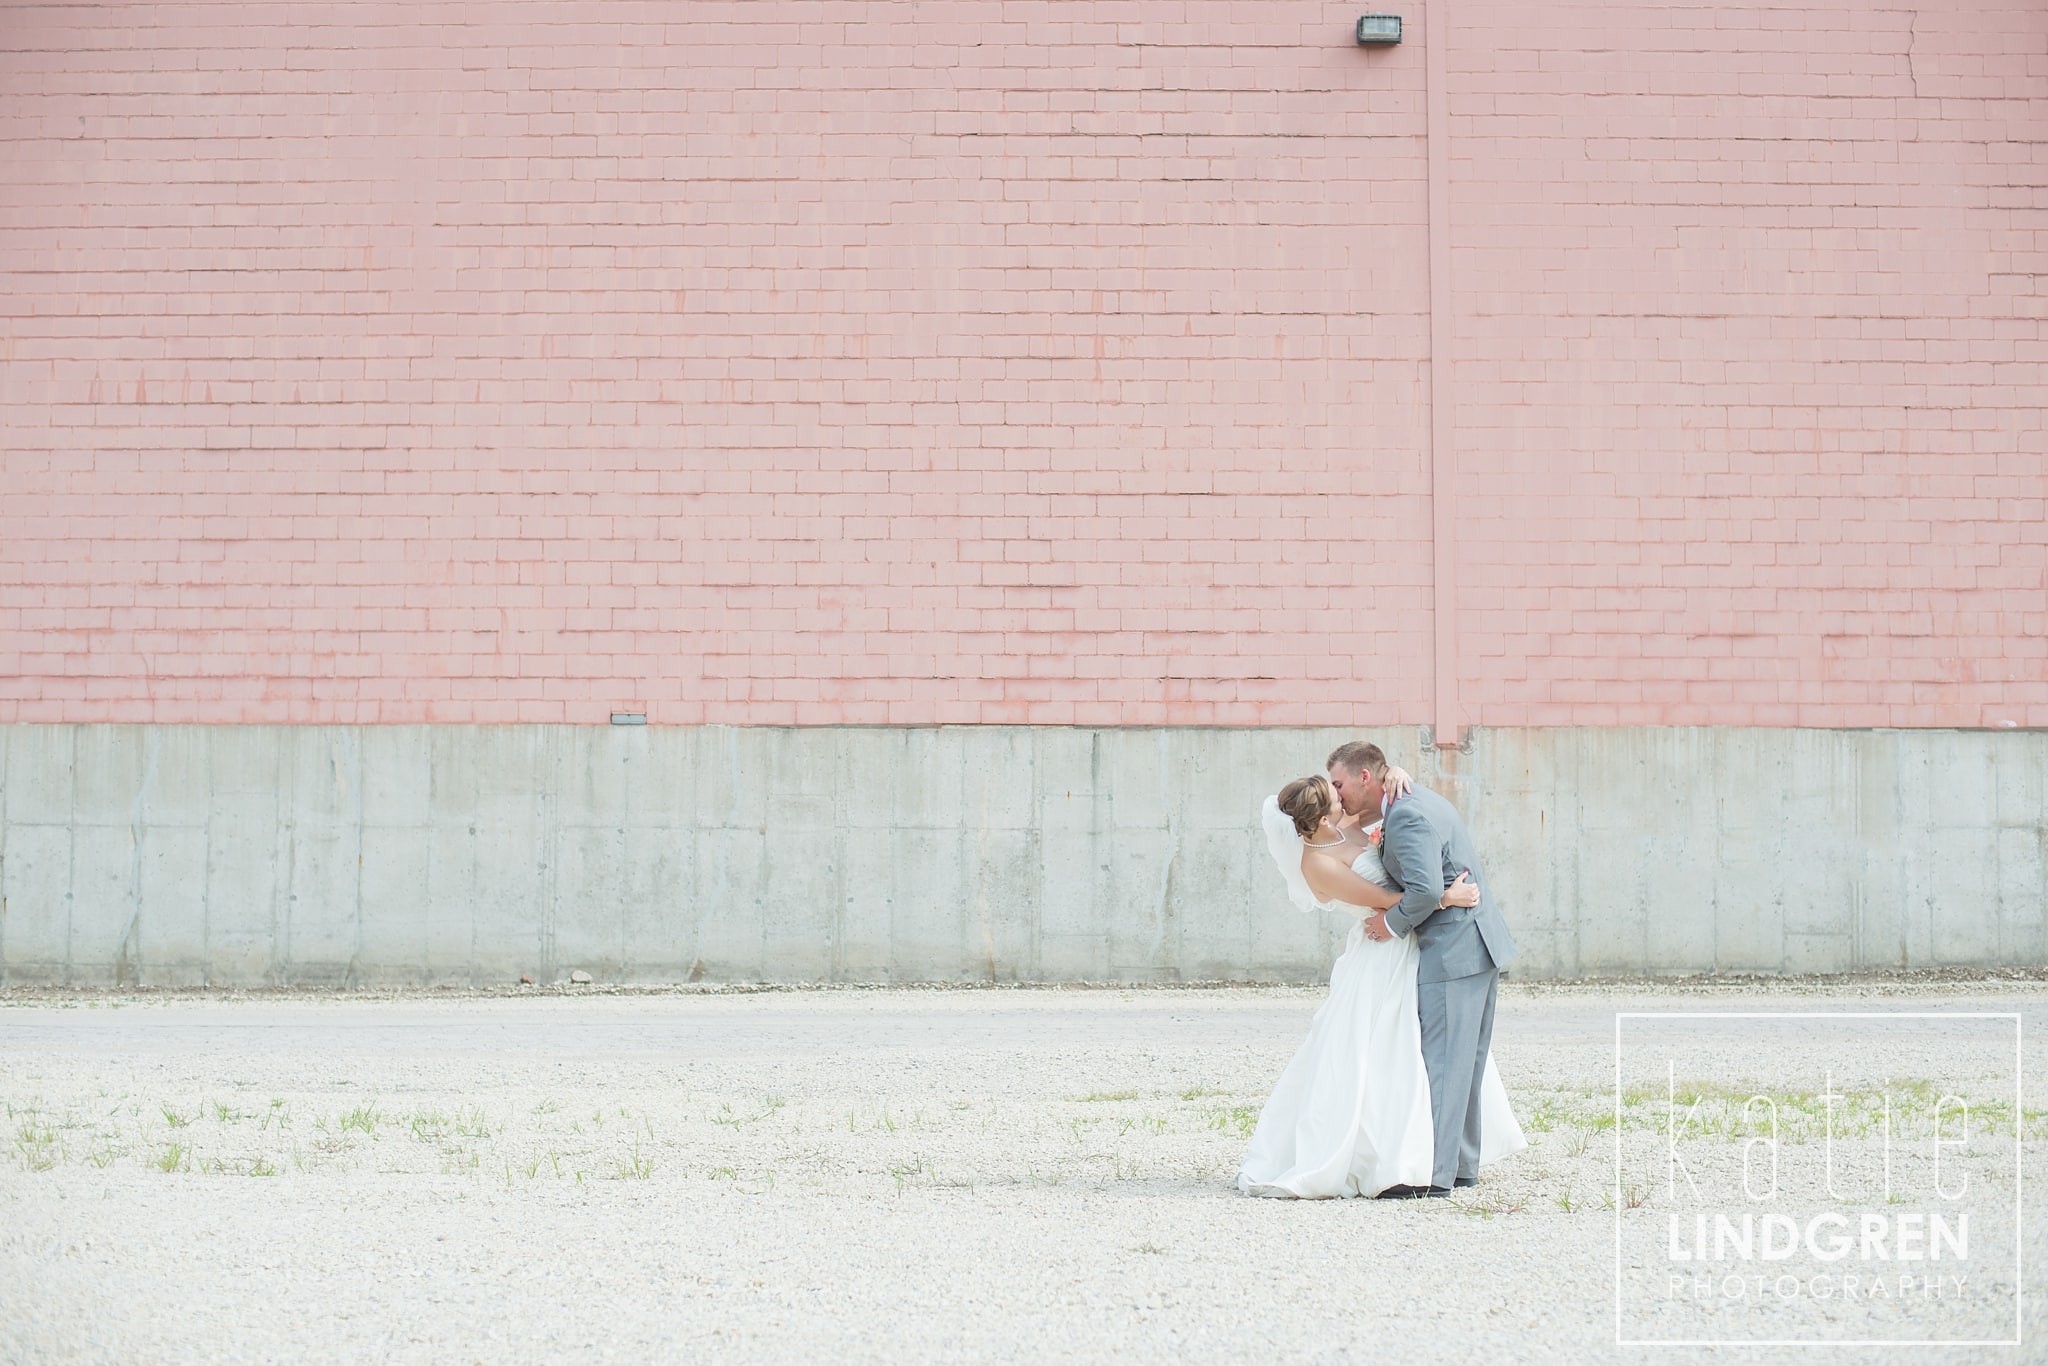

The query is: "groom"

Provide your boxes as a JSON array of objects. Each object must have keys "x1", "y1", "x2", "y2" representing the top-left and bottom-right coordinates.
[{"x1": 1328, "y1": 741, "x2": 1517, "y2": 1197}]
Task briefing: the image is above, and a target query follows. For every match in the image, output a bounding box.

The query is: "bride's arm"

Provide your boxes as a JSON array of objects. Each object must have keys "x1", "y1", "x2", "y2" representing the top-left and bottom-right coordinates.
[
  {"x1": 1301, "y1": 856, "x2": 1478, "y2": 919},
  {"x1": 1301, "y1": 854, "x2": 1399, "y2": 913}
]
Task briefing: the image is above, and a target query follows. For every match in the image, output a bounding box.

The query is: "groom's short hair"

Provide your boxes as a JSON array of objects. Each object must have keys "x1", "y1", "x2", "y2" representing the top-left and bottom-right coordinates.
[{"x1": 1327, "y1": 741, "x2": 1388, "y2": 777}]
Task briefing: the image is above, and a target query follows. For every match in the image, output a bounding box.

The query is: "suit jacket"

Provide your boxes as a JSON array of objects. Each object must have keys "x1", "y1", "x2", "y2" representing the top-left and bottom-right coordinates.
[{"x1": 1378, "y1": 785, "x2": 1518, "y2": 984}]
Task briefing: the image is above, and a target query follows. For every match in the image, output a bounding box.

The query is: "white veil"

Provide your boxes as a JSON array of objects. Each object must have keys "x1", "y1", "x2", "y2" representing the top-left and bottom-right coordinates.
[{"x1": 1260, "y1": 795, "x2": 1320, "y2": 915}]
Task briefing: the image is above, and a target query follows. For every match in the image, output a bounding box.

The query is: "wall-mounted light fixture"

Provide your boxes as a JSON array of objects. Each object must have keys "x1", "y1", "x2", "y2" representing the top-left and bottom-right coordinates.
[{"x1": 1356, "y1": 14, "x2": 1402, "y2": 44}]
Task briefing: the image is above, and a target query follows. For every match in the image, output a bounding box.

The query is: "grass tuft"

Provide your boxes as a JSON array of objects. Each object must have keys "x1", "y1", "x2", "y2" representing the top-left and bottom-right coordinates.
[{"x1": 1205, "y1": 1106, "x2": 1258, "y2": 1140}]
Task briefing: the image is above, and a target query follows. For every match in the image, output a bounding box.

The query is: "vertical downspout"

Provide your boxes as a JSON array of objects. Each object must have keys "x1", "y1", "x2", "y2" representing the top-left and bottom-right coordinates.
[{"x1": 1425, "y1": 0, "x2": 1462, "y2": 751}]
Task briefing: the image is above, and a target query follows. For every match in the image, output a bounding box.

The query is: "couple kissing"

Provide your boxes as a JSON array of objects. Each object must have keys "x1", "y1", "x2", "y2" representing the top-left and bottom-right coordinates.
[{"x1": 1239, "y1": 741, "x2": 1525, "y2": 1200}]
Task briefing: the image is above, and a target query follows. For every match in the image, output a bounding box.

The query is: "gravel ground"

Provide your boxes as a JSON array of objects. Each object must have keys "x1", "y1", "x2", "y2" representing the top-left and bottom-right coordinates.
[{"x1": 2, "y1": 978, "x2": 2043, "y2": 1364}]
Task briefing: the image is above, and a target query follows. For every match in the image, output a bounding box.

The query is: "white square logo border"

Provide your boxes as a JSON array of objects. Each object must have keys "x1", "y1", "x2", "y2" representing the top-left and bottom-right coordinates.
[{"x1": 1611, "y1": 1010, "x2": 2024, "y2": 1349}]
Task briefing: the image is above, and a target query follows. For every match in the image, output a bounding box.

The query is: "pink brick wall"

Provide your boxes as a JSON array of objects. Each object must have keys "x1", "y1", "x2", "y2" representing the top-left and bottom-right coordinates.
[
  {"x1": 1450, "y1": 1, "x2": 2048, "y2": 728},
  {"x1": 2, "y1": 1, "x2": 2042, "y2": 727}
]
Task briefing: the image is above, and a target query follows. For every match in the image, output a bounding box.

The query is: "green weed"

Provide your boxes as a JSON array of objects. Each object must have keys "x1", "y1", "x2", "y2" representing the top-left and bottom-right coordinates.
[{"x1": 1205, "y1": 1106, "x2": 1258, "y2": 1140}]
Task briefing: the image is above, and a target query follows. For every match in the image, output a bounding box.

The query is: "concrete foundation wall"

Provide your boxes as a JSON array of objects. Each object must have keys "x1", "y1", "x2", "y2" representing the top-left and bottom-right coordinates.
[{"x1": 0, "y1": 726, "x2": 2041, "y2": 987}]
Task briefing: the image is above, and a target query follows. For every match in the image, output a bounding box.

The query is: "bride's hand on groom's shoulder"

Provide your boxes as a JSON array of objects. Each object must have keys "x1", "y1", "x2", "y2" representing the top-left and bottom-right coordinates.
[{"x1": 1384, "y1": 765, "x2": 1414, "y2": 800}]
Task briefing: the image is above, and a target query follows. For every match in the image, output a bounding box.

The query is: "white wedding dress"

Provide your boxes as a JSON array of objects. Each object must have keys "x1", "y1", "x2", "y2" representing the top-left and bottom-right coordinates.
[{"x1": 1237, "y1": 829, "x2": 1526, "y2": 1199}]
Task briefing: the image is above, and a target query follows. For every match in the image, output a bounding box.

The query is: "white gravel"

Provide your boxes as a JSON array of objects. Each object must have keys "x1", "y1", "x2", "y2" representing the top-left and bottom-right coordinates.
[{"x1": 3, "y1": 980, "x2": 2044, "y2": 1364}]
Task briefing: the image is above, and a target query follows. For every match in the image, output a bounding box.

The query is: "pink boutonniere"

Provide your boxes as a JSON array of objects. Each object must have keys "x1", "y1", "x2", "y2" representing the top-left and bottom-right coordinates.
[{"x1": 1366, "y1": 826, "x2": 1384, "y2": 849}]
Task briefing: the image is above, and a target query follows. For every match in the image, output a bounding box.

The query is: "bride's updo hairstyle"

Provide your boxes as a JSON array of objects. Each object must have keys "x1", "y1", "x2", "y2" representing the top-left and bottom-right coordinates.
[{"x1": 1276, "y1": 775, "x2": 1336, "y2": 838}]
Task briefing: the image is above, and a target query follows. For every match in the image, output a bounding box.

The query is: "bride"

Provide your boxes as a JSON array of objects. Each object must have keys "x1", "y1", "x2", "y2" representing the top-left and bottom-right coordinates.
[{"x1": 1237, "y1": 770, "x2": 1526, "y2": 1199}]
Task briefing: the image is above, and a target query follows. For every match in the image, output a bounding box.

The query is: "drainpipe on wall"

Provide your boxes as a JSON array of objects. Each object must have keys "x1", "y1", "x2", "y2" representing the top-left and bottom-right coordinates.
[{"x1": 1424, "y1": 0, "x2": 1462, "y2": 754}]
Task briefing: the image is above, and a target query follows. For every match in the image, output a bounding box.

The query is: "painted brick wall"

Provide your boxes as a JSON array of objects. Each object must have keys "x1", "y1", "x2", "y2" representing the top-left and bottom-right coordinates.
[
  {"x1": 1449, "y1": 1, "x2": 2048, "y2": 728},
  {"x1": 3, "y1": 1, "x2": 2043, "y2": 727}
]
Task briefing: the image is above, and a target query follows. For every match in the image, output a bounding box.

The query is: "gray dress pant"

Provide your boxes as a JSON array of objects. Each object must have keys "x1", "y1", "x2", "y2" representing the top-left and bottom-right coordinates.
[{"x1": 1415, "y1": 967, "x2": 1498, "y2": 1189}]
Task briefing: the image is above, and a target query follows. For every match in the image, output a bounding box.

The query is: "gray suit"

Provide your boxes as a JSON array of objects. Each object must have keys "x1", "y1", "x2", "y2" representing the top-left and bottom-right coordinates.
[{"x1": 1378, "y1": 785, "x2": 1518, "y2": 1188}]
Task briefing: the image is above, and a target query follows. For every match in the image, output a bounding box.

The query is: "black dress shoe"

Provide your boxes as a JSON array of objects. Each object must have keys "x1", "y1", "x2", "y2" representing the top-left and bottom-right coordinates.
[
  {"x1": 1453, "y1": 1176, "x2": 1478, "y2": 1188},
  {"x1": 1375, "y1": 1184, "x2": 1428, "y2": 1199},
  {"x1": 1422, "y1": 1185, "x2": 1453, "y2": 1198}
]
